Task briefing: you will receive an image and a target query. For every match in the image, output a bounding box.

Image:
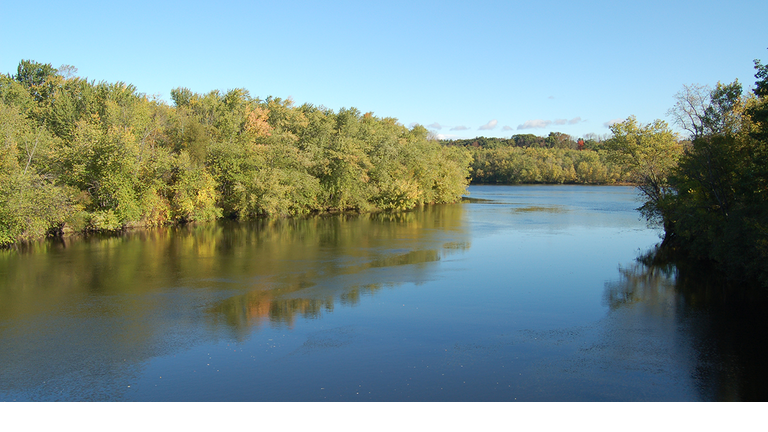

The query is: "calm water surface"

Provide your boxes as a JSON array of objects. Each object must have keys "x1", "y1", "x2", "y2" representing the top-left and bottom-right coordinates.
[{"x1": 1, "y1": 185, "x2": 765, "y2": 401}]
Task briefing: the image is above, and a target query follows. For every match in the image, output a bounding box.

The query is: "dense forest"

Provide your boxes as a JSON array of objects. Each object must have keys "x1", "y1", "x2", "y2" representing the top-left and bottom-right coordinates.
[
  {"x1": 0, "y1": 60, "x2": 472, "y2": 246},
  {"x1": 607, "y1": 58, "x2": 768, "y2": 287}
]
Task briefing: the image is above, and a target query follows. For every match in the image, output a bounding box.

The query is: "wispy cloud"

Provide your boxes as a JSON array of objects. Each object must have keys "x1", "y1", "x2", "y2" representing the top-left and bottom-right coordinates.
[
  {"x1": 450, "y1": 125, "x2": 469, "y2": 131},
  {"x1": 518, "y1": 117, "x2": 584, "y2": 130},
  {"x1": 478, "y1": 119, "x2": 498, "y2": 130},
  {"x1": 517, "y1": 119, "x2": 552, "y2": 130},
  {"x1": 555, "y1": 117, "x2": 584, "y2": 125},
  {"x1": 427, "y1": 122, "x2": 442, "y2": 130},
  {"x1": 603, "y1": 118, "x2": 623, "y2": 127},
  {"x1": 436, "y1": 133, "x2": 459, "y2": 140},
  {"x1": 502, "y1": 125, "x2": 514, "y2": 131}
]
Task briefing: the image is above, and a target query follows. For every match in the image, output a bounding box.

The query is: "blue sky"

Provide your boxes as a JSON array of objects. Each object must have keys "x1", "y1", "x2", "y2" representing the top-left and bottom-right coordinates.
[{"x1": 2, "y1": 0, "x2": 766, "y2": 140}]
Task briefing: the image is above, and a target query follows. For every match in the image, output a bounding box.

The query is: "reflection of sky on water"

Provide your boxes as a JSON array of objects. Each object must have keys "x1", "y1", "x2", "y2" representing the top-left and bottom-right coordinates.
[
  {"x1": 2, "y1": 185, "x2": 762, "y2": 401},
  {"x1": 465, "y1": 184, "x2": 656, "y2": 234}
]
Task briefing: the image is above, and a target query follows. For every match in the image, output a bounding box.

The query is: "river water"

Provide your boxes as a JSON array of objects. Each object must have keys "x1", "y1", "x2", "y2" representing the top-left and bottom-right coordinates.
[{"x1": 1, "y1": 185, "x2": 765, "y2": 401}]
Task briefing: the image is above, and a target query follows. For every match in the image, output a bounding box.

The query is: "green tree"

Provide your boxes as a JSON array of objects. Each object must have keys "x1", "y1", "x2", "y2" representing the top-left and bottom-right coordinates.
[
  {"x1": 13, "y1": 60, "x2": 58, "y2": 103},
  {"x1": 661, "y1": 60, "x2": 768, "y2": 286},
  {"x1": 747, "y1": 57, "x2": 768, "y2": 142},
  {"x1": 0, "y1": 102, "x2": 71, "y2": 244},
  {"x1": 605, "y1": 116, "x2": 682, "y2": 226}
]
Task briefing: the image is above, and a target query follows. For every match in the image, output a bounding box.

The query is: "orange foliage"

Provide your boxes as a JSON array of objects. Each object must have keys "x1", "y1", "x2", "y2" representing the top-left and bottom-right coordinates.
[{"x1": 244, "y1": 106, "x2": 273, "y2": 137}]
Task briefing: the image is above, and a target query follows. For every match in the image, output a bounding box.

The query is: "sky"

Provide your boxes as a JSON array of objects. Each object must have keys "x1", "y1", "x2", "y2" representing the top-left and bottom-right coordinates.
[{"x1": 1, "y1": 0, "x2": 767, "y2": 140}]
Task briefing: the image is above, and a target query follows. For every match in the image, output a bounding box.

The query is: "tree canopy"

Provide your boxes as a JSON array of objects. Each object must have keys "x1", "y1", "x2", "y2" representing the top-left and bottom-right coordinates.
[{"x1": 0, "y1": 60, "x2": 472, "y2": 246}]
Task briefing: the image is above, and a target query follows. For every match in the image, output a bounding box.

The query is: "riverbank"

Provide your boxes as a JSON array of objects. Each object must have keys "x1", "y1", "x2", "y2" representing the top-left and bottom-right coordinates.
[{"x1": 1, "y1": 61, "x2": 473, "y2": 247}]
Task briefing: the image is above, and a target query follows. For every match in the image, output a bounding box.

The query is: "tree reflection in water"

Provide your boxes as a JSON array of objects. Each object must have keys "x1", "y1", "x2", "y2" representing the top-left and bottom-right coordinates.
[
  {"x1": 207, "y1": 246, "x2": 450, "y2": 340},
  {"x1": 603, "y1": 247, "x2": 768, "y2": 401},
  {"x1": 0, "y1": 203, "x2": 471, "y2": 401}
]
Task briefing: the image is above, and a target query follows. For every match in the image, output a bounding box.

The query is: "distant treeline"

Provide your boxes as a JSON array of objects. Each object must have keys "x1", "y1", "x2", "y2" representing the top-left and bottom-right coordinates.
[
  {"x1": 442, "y1": 133, "x2": 631, "y2": 184},
  {"x1": 441, "y1": 132, "x2": 607, "y2": 151},
  {"x1": 0, "y1": 60, "x2": 471, "y2": 246}
]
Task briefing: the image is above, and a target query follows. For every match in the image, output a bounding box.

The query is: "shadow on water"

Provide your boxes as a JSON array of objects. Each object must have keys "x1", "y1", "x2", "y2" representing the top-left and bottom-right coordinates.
[{"x1": 603, "y1": 246, "x2": 768, "y2": 401}]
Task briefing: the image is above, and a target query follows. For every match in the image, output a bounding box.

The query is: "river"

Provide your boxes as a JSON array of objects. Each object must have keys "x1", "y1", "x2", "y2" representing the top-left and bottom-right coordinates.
[{"x1": 1, "y1": 185, "x2": 765, "y2": 401}]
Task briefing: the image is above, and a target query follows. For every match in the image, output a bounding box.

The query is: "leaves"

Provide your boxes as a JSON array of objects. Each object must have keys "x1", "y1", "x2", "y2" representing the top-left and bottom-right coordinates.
[
  {"x1": 0, "y1": 59, "x2": 473, "y2": 245},
  {"x1": 605, "y1": 117, "x2": 682, "y2": 222}
]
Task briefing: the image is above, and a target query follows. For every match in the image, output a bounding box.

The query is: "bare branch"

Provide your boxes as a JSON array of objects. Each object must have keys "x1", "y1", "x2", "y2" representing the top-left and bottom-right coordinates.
[{"x1": 666, "y1": 83, "x2": 710, "y2": 139}]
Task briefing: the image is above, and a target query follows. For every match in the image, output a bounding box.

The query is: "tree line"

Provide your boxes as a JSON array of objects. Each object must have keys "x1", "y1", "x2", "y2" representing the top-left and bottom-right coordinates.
[
  {"x1": 606, "y1": 56, "x2": 768, "y2": 287},
  {"x1": 442, "y1": 133, "x2": 631, "y2": 184},
  {"x1": 0, "y1": 60, "x2": 472, "y2": 246},
  {"x1": 442, "y1": 132, "x2": 607, "y2": 151}
]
